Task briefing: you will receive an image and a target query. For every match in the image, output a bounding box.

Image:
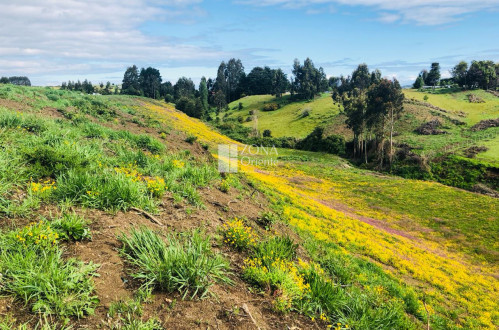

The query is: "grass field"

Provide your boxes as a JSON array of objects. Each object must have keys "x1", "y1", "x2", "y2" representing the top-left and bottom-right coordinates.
[
  {"x1": 404, "y1": 89, "x2": 499, "y2": 125},
  {"x1": 225, "y1": 93, "x2": 339, "y2": 138}
]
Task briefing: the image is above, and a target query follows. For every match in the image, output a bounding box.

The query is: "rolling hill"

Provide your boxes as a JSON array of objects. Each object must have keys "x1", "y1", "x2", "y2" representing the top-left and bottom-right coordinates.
[
  {"x1": 0, "y1": 84, "x2": 498, "y2": 329},
  {"x1": 223, "y1": 89, "x2": 499, "y2": 166}
]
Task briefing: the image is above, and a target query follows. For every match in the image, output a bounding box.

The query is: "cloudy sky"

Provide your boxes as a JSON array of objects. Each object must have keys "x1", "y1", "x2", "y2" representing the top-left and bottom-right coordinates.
[{"x1": 1, "y1": 0, "x2": 498, "y2": 86}]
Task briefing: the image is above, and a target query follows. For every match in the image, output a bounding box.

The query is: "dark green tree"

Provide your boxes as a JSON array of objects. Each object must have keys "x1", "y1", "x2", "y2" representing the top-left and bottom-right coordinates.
[
  {"x1": 366, "y1": 78, "x2": 404, "y2": 167},
  {"x1": 225, "y1": 58, "x2": 245, "y2": 102},
  {"x1": 121, "y1": 65, "x2": 141, "y2": 95},
  {"x1": 351, "y1": 64, "x2": 371, "y2": 90},
  {"x1": 8, "y1": 76, "x2": 31, "y2": 86},
  {"x1": 292, "y1": 58, "x2": 325, "y2": 100},
  {"x1": 215, "y1": 62, "x2": 227, "y2": 101},
  {"x1": 426, "y1": 63, "x2": 441, "y2": 87},
  {"x1": 139, "y1": 67, "x2": 162, "y2": 99},
  {"x1": 451, "y1": 61, "x2": 468, "y2": 87},
  {"x1": 271, "y1": 68, "x2": 288, "y2": 97},
  {"x1": 173, "y1": 77, "x2": 195, "y2": 101},
  {"x1": 413, "y1": 76, "x2": 424, "y2": 89},
  {"x1": 199, "y1": 77, "x2": 209, "y2": 114},
  {"x1": 244, "y1": 66, "x2": 273, "y2": 95}
]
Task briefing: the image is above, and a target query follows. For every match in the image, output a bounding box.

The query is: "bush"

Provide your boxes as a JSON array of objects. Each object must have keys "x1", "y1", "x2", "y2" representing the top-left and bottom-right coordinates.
[
  {"x1": 185, "y1": 134, "x2": 197, "y2": 144},
  {"x1": 430, "y1": 156, "x2": 489, "y2": 190},
  {"x1": 119, "y1": 228, "x2": 231, "y2": 299},
  {"x1": 300, "y1": 108, "x2": 311, "y2": 118},
  {"x1": 134, "y1": 134, "x2": 164, "y2": 154},
  {"x1": 23, "y1": 144, "x2": 91, "y2": 179},
  {"x1": 262, "y1": 103, "x2": 279, "y2": 111},
  {"x1": 263, "y1": 129, "x2": 272, "y2": 137},
  {"x1": 297, "y1": 127, "x2": 345, "y2": 155}
]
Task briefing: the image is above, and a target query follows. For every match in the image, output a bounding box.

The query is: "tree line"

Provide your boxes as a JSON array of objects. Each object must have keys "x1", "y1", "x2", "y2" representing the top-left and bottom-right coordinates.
[
  {"x1": 413, "y1": 60, "x2": 499, "y2": 90},
  {"x1": 61, "y1": 80, "x2": 118, "y2": 95},
  {"x1": 117, "y1": 58, "x2": 329, "y2": 119},
  {"x1": 0, "y1": 76, "x2": 31, "y2": 86}
]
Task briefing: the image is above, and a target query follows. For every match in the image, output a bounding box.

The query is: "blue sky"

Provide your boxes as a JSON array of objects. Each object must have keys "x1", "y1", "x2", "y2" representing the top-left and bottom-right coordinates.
[{"x1": 0, "y1": 0, "x2": 498, "y2": 86}]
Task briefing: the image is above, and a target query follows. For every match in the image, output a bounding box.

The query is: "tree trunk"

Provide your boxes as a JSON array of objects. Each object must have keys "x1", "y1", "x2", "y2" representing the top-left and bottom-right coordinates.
[{"x1": 389, "y1": 107, "x2": 394, "y2": 169}]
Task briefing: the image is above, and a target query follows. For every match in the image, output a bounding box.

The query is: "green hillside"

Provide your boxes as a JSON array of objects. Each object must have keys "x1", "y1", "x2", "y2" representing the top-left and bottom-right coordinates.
[
  {"x1": 0, "y1": 84, "x2": 498, "y2": 329},
  {"x1": 225, "y1": 93, "x2": 339, "y2": 138},
  {"x1": 404, "y1": 89, "x2": 499, "y2": 124}
]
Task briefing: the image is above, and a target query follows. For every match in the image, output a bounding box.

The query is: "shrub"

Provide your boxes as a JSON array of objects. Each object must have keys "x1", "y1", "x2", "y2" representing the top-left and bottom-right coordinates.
[
  {"x1": 185, "y1": 135, "x2": 197, "y2": 144},
  {"x1": 222, "y1": 218, "x2": 257, "y2": 250},
  {"x1": 430, "y1": 156, "x2": 488, "y2": 190},
  {"x1": 238, "y1": 102, "x2": 243, "y2": 110},
  {"x1": 262, "y1": 103, "x2": 279, "y2": 111},
  {"x1": 119, "y1": 228, "x2": 231, "y2": 299},
  {"x1": 301, "y1": 108, "x2": 311, "y2": 118},
  {"x1": 135, "y1": 134, "x2": 164, "y2": 154},
  {"x1": 297, "y1": 127, "x2": 345, "y2": 155},
  {"x1": 263, "y1": 129, "x2": 272, "y2": 137}
]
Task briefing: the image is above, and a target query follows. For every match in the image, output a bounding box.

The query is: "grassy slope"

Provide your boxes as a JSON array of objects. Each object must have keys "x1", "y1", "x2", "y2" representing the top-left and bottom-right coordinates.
[
  {"x1": 226, "y1": 93, "x2": 339, "y2": 138},
  {"x1": 145, "y1": 97, "x2": 499, "y2": 329},
  {"x1": 1, "y1": 85, "x2": 498, "y2": 328},
  {"x1": 403, "y1": 89, "x2": 499, "y2": 164},
  {"x1": 0, "y1": 85, "x2": 295, "y2": 329},
  {"x1": 225, "y1": 90, "x2": 499, "y2": 164},
  {"x1": 404, "y1": 89, "x2": 499, "y2": 125}
]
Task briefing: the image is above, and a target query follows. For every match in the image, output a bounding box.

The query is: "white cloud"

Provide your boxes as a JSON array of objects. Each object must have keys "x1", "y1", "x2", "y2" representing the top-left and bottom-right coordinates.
[
  {"x1": 236, "y1": 0, "x2": 499, "y2": 25},
  {"x1": 0, "y1": 0, "x2": 226, "y2": 84}
]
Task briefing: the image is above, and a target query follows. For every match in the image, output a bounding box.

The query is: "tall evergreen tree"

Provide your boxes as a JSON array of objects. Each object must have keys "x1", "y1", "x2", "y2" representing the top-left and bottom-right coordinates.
[
  {"x1": 426, "y1": 63, "x2": 441, "y2": 87},
  {"x1": 121, "y1": 65, "x2": 141, "y2": 95},
  {"x1": 215, "y1": 62, "x2": 227, "y2": 102},
  {"x1": 139, "y1": 67, "x2": 162, "y2": 99},
  {"x1": 199, "y1": 77, "x2": 209, "y2": 114},
  {"x1": 271, "y1": 68, "x2": 288, "y2": 98},
  {"x1": 366, "y1": 78, "x2": 404, "y2": 167},
  {"x1": 225, "y1": 58, "x2": 245, "y2": 102},
  {"x1": 292, "y1": 58, "x2": 326, "y2": 100},
  {"x1": 173, "y1": 77, "x2": 195, "y2": 101}
]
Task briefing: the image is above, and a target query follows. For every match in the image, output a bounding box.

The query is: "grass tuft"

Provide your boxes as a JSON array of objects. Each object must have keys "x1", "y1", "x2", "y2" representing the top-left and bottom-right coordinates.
[{"x1": 119, "y1": 227, "x2": 231, "y2": 299}]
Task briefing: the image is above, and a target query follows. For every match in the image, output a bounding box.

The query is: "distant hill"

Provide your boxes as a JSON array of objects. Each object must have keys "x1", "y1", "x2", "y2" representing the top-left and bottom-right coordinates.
[
  {"x1": 224, "y1": 93, "x2": 339, "y2": 138},
  {"x1": 226, "y1": 89, "x2": 498, "y2": 166}
]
